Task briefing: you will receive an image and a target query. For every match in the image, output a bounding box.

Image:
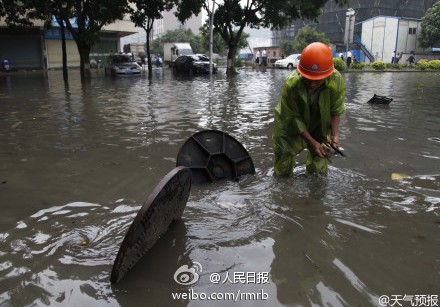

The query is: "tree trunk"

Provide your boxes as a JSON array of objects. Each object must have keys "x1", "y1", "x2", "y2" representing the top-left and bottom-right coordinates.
[
  {"x1": 146, "y1": 26, "x2": 152, "y2": 80},
  {"x1": 78, "y1": 43, "x2": 92, "y2": 79},
  {"x1": 60, "y1": 22, "x2": 68, "y2": 82},
  {"x1": 226, "y1": 46, "x2": 238, "y2": 75}
]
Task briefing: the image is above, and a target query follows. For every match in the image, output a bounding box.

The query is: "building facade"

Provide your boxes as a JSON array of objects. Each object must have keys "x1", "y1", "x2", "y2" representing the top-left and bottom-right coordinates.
[
  {"x1": 272, "y1": 0, "x2": 435, "y2": 53},
  {"x1": 0, "y1": 17, "x2": 138, "y2": 70},
  {"x1": 361, "y1": 16, "x2": 425, "y2": 63}
]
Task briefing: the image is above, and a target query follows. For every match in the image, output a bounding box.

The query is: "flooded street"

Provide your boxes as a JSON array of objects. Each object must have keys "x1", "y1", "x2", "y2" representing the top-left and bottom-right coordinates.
[{"x1": 0, "y1": 68, "x2": 439, "y2": 306}]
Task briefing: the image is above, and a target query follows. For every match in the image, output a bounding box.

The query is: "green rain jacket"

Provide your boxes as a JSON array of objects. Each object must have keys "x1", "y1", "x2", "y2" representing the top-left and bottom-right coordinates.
[{"x1": 272, "y1": 69, "x2": 346, "y2": 176}]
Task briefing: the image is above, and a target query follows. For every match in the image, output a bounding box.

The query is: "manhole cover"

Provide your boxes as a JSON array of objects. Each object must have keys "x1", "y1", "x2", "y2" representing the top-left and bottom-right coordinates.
[
  {"x1": 176, "y1": 130, "x2": 255, "y2": 184},
  {"x1": 367, "y1": 94, "x2": 393, "y2": 104},
  {"x1": 111, "y1": 166, "x2": 192, "y2": 283}
]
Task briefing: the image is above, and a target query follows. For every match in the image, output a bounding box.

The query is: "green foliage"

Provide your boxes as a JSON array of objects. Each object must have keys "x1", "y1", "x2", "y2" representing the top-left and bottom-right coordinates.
[
  {"x1": 403, "y1": 63, "x2": 416, "y2": 69},
  {"x1": 419, "y1": 1, "x2": 440, "y2": 48},
  {"x1": 174, "y1": 0, "x2": 347, "y2": 75},
  {"x1": 292, "y1": 25, "x2": 330, "y2": 53},
  {"x1": 1, "y1": 0, "x2": 35, "y2": 26},
  {"x1": 235, "y1": 58, "x2": 243, "y2": 67},
  {"x1": 333, "y1": 58, "x2": 346, "y2": 71},
  {"x1": 416, "y1": 60, "x2": 429, "y2": 70},
  {"x1": 350, "y1": 62, "x2": 366, "y2": 70},
  {"x1": 129, "y1": 0, "x2": 171, "y2": 26},
  {"x1": 199, "y1": 22, "x2": 249, "y2": 56},
  {"x1": 385, "y1": 63, "x2": 404, "y2": 70},
  {"x1": 199, "y1": 23, "x2": 228, "y2": 55},
  {"x1": 151, "y1": 29, "x2": 203, "y2": 54},
  {"x1": 371, "y1": 61, "x2": 386, "y2": 70},
  {"x1": 279, "y1": 40, "x2": 294, "y2": 56},
  {"x1": 428, "y1": 59, "x2": 440, "y2": 69}
]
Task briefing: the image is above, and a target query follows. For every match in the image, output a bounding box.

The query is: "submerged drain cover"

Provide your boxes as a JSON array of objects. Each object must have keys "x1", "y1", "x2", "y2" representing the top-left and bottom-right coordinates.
[
  {"x1": 110, "y1": 166, "x2": 192, "y2": 283},
  {"x1": 367, "y1": 94, "x2": 393, "y2": 104},
  {"x1": 176, "y1": 130, "x2": 255, "y2": 184}
]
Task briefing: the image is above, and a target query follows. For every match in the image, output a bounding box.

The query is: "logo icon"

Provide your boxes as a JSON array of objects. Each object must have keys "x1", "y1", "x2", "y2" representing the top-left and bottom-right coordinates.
[
  {"x1": 173, "y1": 262, "x2": 202, "y2": 285},
  {"x1": 312, "y1": 64, "x2": 318, "y2": 70}
]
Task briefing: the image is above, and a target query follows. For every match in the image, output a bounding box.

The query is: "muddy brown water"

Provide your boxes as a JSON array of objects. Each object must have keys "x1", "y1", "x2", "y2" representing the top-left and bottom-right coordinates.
[{"x1": 0, "y1": 68, "x2": 439, "y2": 306}]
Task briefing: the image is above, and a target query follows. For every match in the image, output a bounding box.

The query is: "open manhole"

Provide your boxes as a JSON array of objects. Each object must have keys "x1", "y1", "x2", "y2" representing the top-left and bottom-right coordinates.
[
  {"x1": 176, "y1": 130, "x2": 255, "y2": 184},
  {"x1": 111, "y1": 166, "x2": 192, "y2": 283}
]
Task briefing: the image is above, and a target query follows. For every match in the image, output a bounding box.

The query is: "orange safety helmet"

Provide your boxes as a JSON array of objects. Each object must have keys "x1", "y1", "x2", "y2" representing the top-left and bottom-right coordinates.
[{"x1": 297, "y1": 42, "x2": 334, "y2": 80}]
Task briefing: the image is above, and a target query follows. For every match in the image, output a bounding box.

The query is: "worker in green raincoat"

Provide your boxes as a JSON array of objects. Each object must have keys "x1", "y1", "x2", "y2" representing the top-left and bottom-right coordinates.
[{"x1": 273, "y1": 42, "x2": 347, "y2": 176}]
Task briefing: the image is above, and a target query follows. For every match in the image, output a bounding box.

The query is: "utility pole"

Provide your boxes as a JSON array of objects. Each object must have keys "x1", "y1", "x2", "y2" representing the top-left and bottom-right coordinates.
[{"x1": 209, "y1": 0, "x2": 215, "y2": 75}]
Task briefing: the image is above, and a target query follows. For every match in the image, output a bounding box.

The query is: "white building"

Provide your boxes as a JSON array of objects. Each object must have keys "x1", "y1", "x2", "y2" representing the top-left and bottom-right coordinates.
[{"x1": 360, "y1": 16, "x2": 428, "y2": 64}]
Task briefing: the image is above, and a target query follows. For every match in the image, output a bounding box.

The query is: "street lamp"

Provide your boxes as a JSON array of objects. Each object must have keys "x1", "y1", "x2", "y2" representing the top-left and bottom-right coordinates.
[{"x1": 344, "y1": 8, "x2": 355, "y2": 57}]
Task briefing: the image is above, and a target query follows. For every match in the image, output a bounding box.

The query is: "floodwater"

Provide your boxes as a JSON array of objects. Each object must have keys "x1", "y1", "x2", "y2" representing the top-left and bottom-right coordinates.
[{"x1": 0, "y1": 68, "x2": 439, "y2": 307}]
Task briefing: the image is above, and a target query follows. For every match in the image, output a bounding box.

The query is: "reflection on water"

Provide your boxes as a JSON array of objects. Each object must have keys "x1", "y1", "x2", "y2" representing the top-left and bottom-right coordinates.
[{"x1": 0, "y1": 70, "x2": 439, "y2": 306}]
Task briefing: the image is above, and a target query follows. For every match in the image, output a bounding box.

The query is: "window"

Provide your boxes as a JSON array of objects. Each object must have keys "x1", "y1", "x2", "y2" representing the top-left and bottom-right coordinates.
[{"x1": 409, "y1": 28, "x2": 417, "y2": 35}]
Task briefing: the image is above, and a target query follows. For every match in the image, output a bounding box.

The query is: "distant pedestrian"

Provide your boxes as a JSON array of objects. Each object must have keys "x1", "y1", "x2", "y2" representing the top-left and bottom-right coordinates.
[
  {"x1": 391, "y1": 50, "x2": 396, "y2": 64},
  {"x1": 339, "y1": 53, "x2": 344, "y2": 61},
  {"x1": 262, "y1": 49, "x2": 267, "y2": 66},
  {"x1": 255, "y1": 49, "x2": 261, "y2": 65},
  {"x1": 396, "y1": 52, "x2": 403, "y2": 64},
  {"x1": 407, "y1": 52, "x2": 415, "y2": 66},
  {"x1": 346, "y1": 51, "x2": 352, "y2": 67}
]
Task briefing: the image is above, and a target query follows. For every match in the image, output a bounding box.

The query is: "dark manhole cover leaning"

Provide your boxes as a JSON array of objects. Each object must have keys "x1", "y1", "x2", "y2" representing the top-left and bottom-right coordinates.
[{"x1": 111, "y1": 166, "x2": 192, "y2": 283}]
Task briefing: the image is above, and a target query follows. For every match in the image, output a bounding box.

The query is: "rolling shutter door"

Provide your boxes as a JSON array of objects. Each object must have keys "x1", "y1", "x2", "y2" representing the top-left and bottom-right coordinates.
[{"x1": 46, "y1": 39, "x2": 80, "y2": 69}]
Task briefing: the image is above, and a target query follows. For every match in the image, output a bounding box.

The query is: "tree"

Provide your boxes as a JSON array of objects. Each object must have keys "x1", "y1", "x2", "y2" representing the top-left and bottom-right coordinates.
[
  {"x1": 25, "y1": 0, "x2": 129, "y2": 79},
  {"x1": 2, "y1": 0, "x2": 129, "y2": 79},
  {"x1": 199, "y1": 23, "x2": 227, "y2": 55},
  {"x1": 64, "y1": 0, "x2": 129, "y2": 78},
  {"x1": 199, "y1": 22, "x2": 249, "y2": 56},
  {"x1": 292, "y1": 25, "x2": 329, "y2": 53},
  {"x1": 129, "y1": 0, "x2": 174, "y2": 79},
  {"x1": 27, "y1": 1, "x2": 71, "y2": 81},
  {"x1": 2, "y1": 1, "x2": 70, "y2": 80},
  {"x1": 419, "y1": 1, "x2": 440, "y2": 48},
  {"x1": 0, "y1": 0, "x2": 33, "y2": 26},
  {"x1": 0, "y1": 1, "x2": 6, "y2": 21},
  {"x1": 174, "y1": 0, "x2": 347, "y2": 75},
  {"x1": 279, "y1": 40, "x2": 294, "y2": 56}
]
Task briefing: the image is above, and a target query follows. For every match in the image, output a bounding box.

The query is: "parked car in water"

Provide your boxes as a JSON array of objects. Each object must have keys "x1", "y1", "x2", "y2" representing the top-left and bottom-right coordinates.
[
  {"x1": 172, "y1": 54, "x2": 217, "y2": 74},
  {"x1": 105, "y1": 54, "x2": 142, "y2": 76},
  {"x1": 274, "y1": 54, "x2": 301, "y2": 69}
]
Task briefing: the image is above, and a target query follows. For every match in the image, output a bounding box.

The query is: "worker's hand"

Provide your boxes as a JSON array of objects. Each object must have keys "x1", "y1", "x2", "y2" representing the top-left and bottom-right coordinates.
[
  {"x1": 310, "y1": 140, "x2": 329, "y2": 158},
  {"x1": 330, "y1": 135, "x2": 341, "y2": 148}
]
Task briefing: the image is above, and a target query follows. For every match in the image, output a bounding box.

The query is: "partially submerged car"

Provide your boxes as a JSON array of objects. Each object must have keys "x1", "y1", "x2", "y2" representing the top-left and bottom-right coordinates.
[
  {"x1": 274, "y1": 54, "x2": 301, "y2": 69},
  {"x1": 172, "y1": 54, "x2": 217, "y2": 74},
  {"x1": 105, "y1": 54, "x2": 142, "y2": 76}
]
